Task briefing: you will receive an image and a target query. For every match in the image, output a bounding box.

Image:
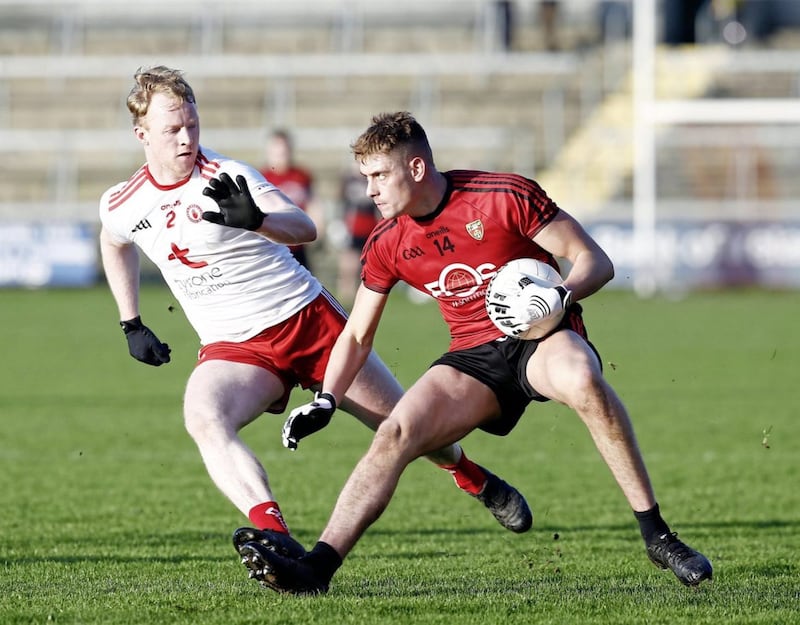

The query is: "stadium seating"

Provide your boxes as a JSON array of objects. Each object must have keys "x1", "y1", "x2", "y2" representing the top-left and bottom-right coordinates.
[
  {"x1": 0, "y1": 1, "x2": 596, "y2": 222},
  {"x1": 1, "y1": 0, "x2": 799, "y2": 230}
]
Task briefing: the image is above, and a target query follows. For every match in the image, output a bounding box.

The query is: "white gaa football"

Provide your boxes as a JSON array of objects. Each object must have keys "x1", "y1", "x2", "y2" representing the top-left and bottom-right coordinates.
[{"x1": 485, "y1": 258, "x2": 567, "y2": 340}]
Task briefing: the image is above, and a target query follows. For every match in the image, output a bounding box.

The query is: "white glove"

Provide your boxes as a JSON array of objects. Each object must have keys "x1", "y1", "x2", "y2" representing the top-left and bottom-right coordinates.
[
  {"x1": 514, "y1": 283, "x2": 571, "y2": 324},
  {"x1": 281, "y1": 392, "x2": 337, "y2": 450}
]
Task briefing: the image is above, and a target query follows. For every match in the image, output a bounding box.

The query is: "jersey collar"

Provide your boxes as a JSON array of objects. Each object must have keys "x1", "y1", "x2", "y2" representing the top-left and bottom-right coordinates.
[{"x1": 411, "y1": 172, "x2": 453, "y2": 223}]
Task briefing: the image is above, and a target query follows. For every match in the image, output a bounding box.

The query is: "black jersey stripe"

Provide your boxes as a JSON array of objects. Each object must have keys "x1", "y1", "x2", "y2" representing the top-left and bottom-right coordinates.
[
  {"x1": 360, "y1": 218, "x2": 398, "y2": 260},
  {"x1": 447, "y1": 170, "x2": 555, "y2": 221},
  {"x1": 450, "y1": 174, "x2": 549, "y2": 199},
  {"x1": 449, "y1": 170, "x2": 542, "y2": 194},
  {"x1": 449, "y1": 171, "x2": 546, "y2": 200}
]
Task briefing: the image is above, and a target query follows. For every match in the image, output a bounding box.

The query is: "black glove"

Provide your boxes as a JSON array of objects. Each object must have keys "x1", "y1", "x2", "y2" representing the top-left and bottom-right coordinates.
[
  {"x1": 201, "y1": 172, "x2": 265, "y2": 230},
  {"x1": 120, "y1": 316, "x2": 171, "y2": 366},
  {"x1": 282, "y1": 392, "x2": 337, "y2": 450}
]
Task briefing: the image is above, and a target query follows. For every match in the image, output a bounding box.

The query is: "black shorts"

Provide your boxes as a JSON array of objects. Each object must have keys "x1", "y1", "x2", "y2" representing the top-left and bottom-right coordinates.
[{"x1": 431, "y1": 304, "x2": 599, "y2": 436}]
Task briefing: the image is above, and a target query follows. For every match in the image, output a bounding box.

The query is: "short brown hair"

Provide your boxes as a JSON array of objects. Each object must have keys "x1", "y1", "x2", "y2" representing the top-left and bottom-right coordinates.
[
  {"x1": 351, "y1": 111, "x2": 433, "y2": 163},
  {"x1": 126, "y1": 65, "x2": 196, "y2": 126}
]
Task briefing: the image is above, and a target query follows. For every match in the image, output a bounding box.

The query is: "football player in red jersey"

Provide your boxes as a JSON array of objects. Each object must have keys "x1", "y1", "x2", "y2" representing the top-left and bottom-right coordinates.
[
  {"x1": 240, "y1": 111, "x2": 713, "y2": 594},
  {"x1": 259, "y1": 129, "x2": 321, "y2": 271},
  {"x1": 99, "y1": 69, "x2": 534, "y2": 576}
]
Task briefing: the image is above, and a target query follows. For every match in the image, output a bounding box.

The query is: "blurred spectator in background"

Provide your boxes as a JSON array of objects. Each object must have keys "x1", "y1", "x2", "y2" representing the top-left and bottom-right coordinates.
[
  {"x1": 663, "y1": 0, "x2": 706, "y2": 44},
  {"x1": 739, "y1": 0, "x2": 800, "y2": 42},
  {"x1": 335, "y1": 161, "x2": 380, "y2": 306},
  {"x1": 539, "y1": 1, "x2": 560, "y2": 51},
  {"x1": 492, "y1": 1, "x2": 560, "y2": 52},
  {"x1": 494, "y1": 1, "x2": 515, "y2": 51},
  {"x1": 662, "y1": 0, "x2": 788, "y2": 46},
  {"x1": 597, "y1": 1, "x2": 632, "y2": 43},
  {"x1": 260, "y1": 129, "x2": 323, "y2": 272}
]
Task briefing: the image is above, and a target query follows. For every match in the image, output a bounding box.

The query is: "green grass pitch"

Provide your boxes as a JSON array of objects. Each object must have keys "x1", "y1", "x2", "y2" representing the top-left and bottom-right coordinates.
[{"x1": 1, "y1": 285, "x2": 798, "y2": 624}]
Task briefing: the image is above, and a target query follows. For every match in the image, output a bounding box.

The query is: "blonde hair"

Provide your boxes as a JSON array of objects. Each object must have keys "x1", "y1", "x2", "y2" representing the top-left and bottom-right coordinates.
[
  {"x1": 126, "y1": 65, "x2": 196, "y2": 126},
  {"x1": 351, "y1": 111, "x2": 433, "y2": 164}
]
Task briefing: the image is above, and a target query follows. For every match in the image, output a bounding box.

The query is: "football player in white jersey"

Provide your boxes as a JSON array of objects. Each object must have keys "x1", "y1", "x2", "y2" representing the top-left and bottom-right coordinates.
[{"x1": 99, "y1": 66, "x2": 533, "y2": 573}]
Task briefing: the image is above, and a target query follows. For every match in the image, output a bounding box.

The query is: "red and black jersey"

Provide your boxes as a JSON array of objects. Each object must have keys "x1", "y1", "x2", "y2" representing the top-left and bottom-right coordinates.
[
  {"x1": 360, "y1": 170, "x2": 561, "y2": 351},
  {"x1": 260, "y1": 166, "x2": 313, "y2": 211}
]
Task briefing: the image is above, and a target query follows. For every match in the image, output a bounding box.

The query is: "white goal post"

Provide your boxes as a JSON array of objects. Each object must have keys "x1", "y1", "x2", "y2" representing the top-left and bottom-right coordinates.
[{"x1": 632, "y1": 0, "x2": 800, "y2": 295}]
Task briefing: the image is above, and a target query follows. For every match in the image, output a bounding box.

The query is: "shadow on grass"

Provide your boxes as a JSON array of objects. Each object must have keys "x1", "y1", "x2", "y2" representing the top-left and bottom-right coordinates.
[
  {"x1": 365, "y1": 517, "x2": 800, "y2": 538},
  {"x1": 0, "y1": 529, "x2": 232, "y2": 566},
  {"x1": 5, "y1": 518, "x2": 796, "y2": 569}
]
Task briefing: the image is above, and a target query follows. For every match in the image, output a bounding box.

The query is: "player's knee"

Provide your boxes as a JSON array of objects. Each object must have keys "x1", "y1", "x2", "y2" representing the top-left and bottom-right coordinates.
[
  {"x1": 183, "y1": 403, "x2": 220, "y2": 443},
  {"x1": 372, "y1": 419, "x2": 405, "y2": 448},
  {"x1": 371, "y1": 418, "x2": 425, "y2": 461},
  {"x1": 556, "y1": 360, "x2": 607, "y2": 414},
  {"x1": 183, "y1": 407, "x2": 205, "y2": 442}
]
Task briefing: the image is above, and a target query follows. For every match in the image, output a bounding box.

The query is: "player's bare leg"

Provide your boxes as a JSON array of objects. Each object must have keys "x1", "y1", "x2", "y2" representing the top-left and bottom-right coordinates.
[
  {"x1": 184, "y1": 360, "x2": 284, "y2": 514},
  {"x1": 184, "y1": 360, "x2": 305, "y2": 558},
  {"x1": 528, "y1": 330, "x2": 711, "y2": 585},
  {"x1": 337, "y1": 350, "x2": 463, "y2": 464},
  {"x1": 527, "y1": 330, "x2": 655, "y2": 510},
  {"x1": 337, "y1": 350, "x2": 531, "y2": 532},
  {"x1": 324, "y1": 367, "x2": 496, "y2": 550},
  {"x1": 238, "y1": 367, "x2": 507, "y2": 594}
]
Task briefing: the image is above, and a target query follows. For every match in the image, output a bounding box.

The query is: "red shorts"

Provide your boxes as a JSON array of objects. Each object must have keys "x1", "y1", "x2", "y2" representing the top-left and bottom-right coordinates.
[{"x1": 196, "y1": 290, "x2": 348, "y2": 414}]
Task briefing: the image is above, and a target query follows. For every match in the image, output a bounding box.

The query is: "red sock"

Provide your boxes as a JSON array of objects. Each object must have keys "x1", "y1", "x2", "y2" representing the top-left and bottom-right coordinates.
[
  {"x1": 439, "y1": 452, "x2": 487, "y2": 495},
  {"x1": 248, "y1": 501, "x2": 290, "y2": 534}
]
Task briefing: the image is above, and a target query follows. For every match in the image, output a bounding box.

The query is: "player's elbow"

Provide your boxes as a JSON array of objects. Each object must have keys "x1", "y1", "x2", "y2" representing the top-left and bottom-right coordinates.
[
  {"x1": 295, "y1": 223, "x2": 317, "y2": 244},
  {"x1": 347, "y1": 327, "x2": 375, "y2": 353},
  {"x1": 276, "y1": 220, "x2": 316, "y2": 246},
  {"x1": 591, "y1": 246, "x2": 614, "y2": 286},
  {"x1": 270, "y1": 206, "x2": 317, "y2": 244},
  {"x1": 99, "y1": 227, "x2": 131, "y2": 257},
  {"x1": 99, "y1": 226, "x2": 116, "y2": 248},
  {"x1": 601, "y1": 256, "x2": 615, "y2": 285},
  {"x1": 296, "y1": 213, "x2": 317, "y2": 243},
  {"x1": 337, "y1": 319, "x2": 375, "y2": 364}
]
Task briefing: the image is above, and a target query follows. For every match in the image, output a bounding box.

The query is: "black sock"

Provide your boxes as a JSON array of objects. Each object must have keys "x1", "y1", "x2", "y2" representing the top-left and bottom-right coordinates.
[
  {"x1": 302, "y1": 541, "x2": 343, "y2": 582},
  {"x1": 633, "y1": 503, "x2": 671, "y2": 544}
]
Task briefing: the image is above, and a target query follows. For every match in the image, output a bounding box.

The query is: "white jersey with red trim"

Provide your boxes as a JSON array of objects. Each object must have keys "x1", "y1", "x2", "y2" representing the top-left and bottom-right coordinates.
[{"x1": 99, "y1": 146, "x2": 321, "y2": 345}]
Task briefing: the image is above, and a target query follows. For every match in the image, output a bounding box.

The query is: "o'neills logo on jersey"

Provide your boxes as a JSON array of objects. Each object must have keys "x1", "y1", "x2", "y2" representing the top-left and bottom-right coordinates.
[{"x1": 466, "y1": 220, "x2": 484, "y2": 241}]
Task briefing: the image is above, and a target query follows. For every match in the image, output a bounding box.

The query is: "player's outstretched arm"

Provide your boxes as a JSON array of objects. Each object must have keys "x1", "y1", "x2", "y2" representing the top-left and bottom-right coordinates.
[
  {"x1": 202, "y1": 172, "x2": 316, "y2": 244},
  {"x1": 282, "y1": 285, "x2": 389, "y2": 450}
]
